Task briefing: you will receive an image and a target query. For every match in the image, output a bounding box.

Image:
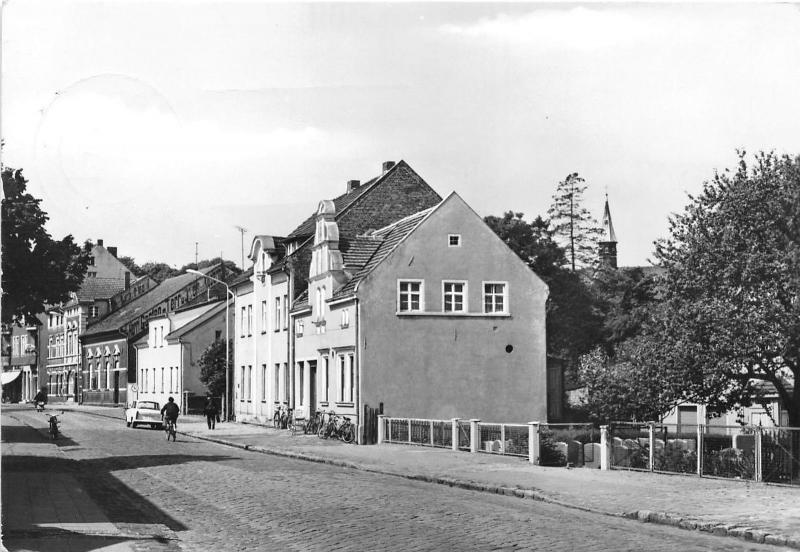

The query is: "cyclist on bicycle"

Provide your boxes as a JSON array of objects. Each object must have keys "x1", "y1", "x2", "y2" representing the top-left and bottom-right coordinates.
[{"x1": 160, "y1": 396, "x2": 180, "y2": 430}]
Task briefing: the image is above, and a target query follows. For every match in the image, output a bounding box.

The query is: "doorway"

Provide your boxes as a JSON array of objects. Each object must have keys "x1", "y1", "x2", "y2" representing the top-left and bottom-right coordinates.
[{"x1": 309, "y1": 361, "x2": 317, "y2": 418}]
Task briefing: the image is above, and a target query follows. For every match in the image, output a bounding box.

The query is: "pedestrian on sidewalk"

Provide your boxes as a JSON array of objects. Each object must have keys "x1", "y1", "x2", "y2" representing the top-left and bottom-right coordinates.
[{"x1": 203, "y1": 395, "x2": 218, "y2": 430}]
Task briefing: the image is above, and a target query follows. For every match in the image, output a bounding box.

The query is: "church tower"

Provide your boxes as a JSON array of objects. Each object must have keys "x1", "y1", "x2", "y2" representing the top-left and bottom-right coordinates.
[{"x1": 599, "y1": 194, "x2": 618, "y2": 269}]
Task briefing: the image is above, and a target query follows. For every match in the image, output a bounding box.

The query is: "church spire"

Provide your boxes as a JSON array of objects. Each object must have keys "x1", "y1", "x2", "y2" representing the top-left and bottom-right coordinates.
[
  {"x1": 601, "y1": 193, "x2": 617, "y2": 243},
  {"x1": 599, "y1": 193, "x2": 618, "y2": 269}
]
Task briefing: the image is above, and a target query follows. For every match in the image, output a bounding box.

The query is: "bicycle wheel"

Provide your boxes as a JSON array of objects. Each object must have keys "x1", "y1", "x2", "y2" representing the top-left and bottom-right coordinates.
[
  {"x1": 273, "y1": 412, "x2": 280, "y2": 429},
  {"x1": 342, "y1": 424, "x2": 355, "y2": 443}
]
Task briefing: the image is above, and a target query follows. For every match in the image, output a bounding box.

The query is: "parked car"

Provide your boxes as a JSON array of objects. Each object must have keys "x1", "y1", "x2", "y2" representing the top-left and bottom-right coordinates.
[{"x1": 125, "y1": 400, "x2": 163, "y2": 429}]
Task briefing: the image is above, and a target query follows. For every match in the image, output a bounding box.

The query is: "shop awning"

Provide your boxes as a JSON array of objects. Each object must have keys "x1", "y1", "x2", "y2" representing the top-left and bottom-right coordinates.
[{"x1": 1, "y1": 370, "x2": 22, "y2": 385}]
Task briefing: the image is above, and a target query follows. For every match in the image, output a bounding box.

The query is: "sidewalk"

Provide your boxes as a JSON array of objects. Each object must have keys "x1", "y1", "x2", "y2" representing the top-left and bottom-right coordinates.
[{"x1": 69, "y1": 405, "x2": 800, "y2": 549}]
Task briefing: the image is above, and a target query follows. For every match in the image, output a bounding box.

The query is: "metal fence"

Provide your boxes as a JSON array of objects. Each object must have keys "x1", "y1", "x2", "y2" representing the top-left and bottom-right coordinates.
[
  {"x1": 477, "y1": 422, "x2": 529, "y2": 458},
  {"x1": 608, "y1": 422, "x2": 800, "y2": 486},
  {"x1": 384, "y1": 417, "x2": 452, "y2": 449},
  {"x1": 538, "y1": 423, "x2": 600, "y2": 467}
]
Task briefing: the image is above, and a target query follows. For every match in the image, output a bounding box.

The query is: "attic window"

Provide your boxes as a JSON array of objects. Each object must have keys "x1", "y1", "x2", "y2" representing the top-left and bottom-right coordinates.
[{"x1": 448, "y1": 234, "x2": 461, "y2": 247}]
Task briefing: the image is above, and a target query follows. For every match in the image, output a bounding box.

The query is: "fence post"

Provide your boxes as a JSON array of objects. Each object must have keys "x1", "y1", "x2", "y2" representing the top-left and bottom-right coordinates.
[
  {"x1": 696, "y1": 423, "x2": 704, "y2": 476},
  {"x1": 408, "y1": 418, "x2": 412, "y2": 444},
  {"x1": 377, "y1": 415, "x2": 386, "y2": 444},
  {"x1": 648, "y1": 421, "x2": 655, "y2": 472},
  {"x1": 430, "y1": 420, "x2": 435, "y2": 447},
  {"x1": 528, "y1": 422, "x2": 540, "y2": 465},
  {"x1": 754, "y1": 426, "x2": 763, "y2": 482},
  {"x1": 600, "y1": 425, "x2": 611, "y2": 471},
  {"x1": 451, "y1": 418, "x2": 460, "y2": 451},
  {"x1": 469, "y1": 419, "x2": 480, "y2": 453}
]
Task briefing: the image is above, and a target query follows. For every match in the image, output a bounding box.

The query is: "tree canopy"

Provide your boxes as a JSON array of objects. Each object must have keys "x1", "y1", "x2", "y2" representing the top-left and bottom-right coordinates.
[
  {"x1": 198, "y1": 338, "x2": 232, "y2": 397},
  {"x1": 547, "y1": 173, "x2": 603, "y2": 272},
  {"x1": 653, "y1": 151, "x2": 800, "y2": 426},
  {"x1": 1, "y1": 168, "x2": 90, "y2": 324},
  {"x1": 484, "y1": 211, "x2": 602, "y2": 363}
]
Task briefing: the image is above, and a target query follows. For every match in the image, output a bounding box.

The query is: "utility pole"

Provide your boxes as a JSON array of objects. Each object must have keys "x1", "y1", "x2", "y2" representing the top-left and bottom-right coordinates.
[{"x1": 234, "y1": 225, "x2": 248, "y2": 270}]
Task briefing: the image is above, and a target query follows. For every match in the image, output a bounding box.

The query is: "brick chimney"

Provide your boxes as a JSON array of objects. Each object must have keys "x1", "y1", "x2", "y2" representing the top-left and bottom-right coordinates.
[
  {"x1": 347, "y1": 179, "x2": 360, "y2": 193},
  {"x1": 97, "y1": 238, "x2": 104, "y2": 247},
  {"x1": 382, "y1": 161, "x2": 396, "y2": 173},
  {"x1": 107, "y1": 246, "x2": 118, "y2": 257}
]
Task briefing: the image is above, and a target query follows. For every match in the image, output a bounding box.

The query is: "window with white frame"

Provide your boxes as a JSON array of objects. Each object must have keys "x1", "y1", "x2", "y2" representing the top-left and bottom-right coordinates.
[
  {"x1": 338, "y1": 355, "x2": 346, "y2": 402},
  {"x1": 261, "y1": 300, "x2": 267, "y2": 333},
  {"x1": 442, "y1": 281, "x2": 467, "y2": 313},
  {"x1": 247, "y1": 365, "x2": 252, "y2": 400},
  {"x1": 295, "y1": 319, "x2": 304, "y2": 337},
  {"x1": 274, "y1": 363, "x2": 281, "y2": 402},
  {"x1": 283, "y1": 294, "x2": 289, "y2": 329},
  {"x1": 341, "y1": 308, "x2": 350, "y2": 328},
  {"x1": 247, "y1": 305, "x2": 253, "y2": 336},
  {"x1": 240, "y1": 366, "x2": 245, "y2": 401},
  {"x1": 241, "y1": 307, "x2": 246, "y2": 337},
  {"x1": 262, "y1": 364, "x2": 268, "y2": 401},
  {"x1": 348, "y1": 353, "x2": 355, "y2": 403},
  {"x1": 274, "y1": 297, "x2": 281, "y2": 330},
  {"x1": 483, "y1": 282, "x2": 508, "y2": 314},
  {"x1": 448, "y1": 234, "x2": 461, "y2": 247},
  {"x1": 398, "y1": 280, "x2": 423, "y2": 312}
]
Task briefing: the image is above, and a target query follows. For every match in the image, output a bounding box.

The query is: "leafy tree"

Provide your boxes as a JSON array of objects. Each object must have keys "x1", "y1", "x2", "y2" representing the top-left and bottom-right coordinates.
[
  {"x1": 547, "y1": 173, "x2": 603, "y2": 272},
  {"x1": 139, "y1": 262, "x2": 180, "y2": 283},
  {"x1": 117, "y1": 256, "x2": 143, "y2": 276},
  {"x1": 654, "y1": 151, "x2": 800, "y2": 427},
  {"x1": 198, "y1": 338, "x2": 232, "y2": 397},
  {"x1": 1, "y1": 168, "x2": 90, "y2": 324},
  {"x1": 592, "y1": 266, "x2": 661, "y2": 351},
  {"x1": 485, "y1": 211, "x2": 602, "y2": 363}
]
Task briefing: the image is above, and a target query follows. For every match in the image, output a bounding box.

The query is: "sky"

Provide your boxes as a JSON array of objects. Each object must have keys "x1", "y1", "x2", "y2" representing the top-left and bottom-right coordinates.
[{"x1": 3, "y1": 1, "x2": 800, "y2": 270}]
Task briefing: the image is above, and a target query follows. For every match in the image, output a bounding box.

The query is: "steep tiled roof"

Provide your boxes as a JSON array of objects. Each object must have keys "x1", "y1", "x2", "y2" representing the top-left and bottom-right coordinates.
[
  {"x1": 333, "y1": 206, "x2": 436, "y2": 299},
  {"x1": 83, "y1": 265, "x2": 221, "y2": 338},
  {"x1": 286, "y1": 174, "x2": 383, "y2": 240},
  {"x1": 340, "y1": 236, "x2": 383, "y2": 270},
  {"x1": 76, "y1": 278, "x2": 127, "y2": 301}
]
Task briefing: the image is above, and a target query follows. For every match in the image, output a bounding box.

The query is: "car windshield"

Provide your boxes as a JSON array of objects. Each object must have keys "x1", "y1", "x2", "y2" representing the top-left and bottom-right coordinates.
[{"x1": 137, "y1": 401, "x2": 159, "y2": 410}]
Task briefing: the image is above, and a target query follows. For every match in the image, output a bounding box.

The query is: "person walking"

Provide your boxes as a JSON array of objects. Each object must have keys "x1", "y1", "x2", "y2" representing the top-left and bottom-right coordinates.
[{"x1": 203, "y1": 395, "x2": 218, "y2": 430}]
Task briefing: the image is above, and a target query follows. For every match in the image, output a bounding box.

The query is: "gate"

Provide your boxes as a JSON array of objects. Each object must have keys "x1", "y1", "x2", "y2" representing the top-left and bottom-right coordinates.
[{"x1": 363, "y1": 403, "x2": 382, "y2": 444}]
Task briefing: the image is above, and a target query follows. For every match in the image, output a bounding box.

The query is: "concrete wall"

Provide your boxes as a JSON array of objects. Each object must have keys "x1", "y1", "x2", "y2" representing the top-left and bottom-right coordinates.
[{"x1": 358, "y1": 194, "x2": 548, "y2": 423}]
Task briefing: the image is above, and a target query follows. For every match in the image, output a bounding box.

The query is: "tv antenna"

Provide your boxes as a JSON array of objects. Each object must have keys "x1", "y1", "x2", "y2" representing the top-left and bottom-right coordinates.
[{"x1": 234, "y1": 225, "x2": 248, "y2": 270}]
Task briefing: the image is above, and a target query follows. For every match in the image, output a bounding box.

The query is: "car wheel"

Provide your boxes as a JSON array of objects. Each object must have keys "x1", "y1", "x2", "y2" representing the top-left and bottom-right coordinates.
[
  {"x1": 131, "y1": 422, "x2": 137, "y2": 429},
  {"x1": 126, "y1": 420, "x2": 132, "y2": 427}
]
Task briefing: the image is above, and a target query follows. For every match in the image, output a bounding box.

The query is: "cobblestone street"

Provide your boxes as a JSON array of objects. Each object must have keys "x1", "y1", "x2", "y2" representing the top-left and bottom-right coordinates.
[{"x1": 1, "y1": 405, "x2": 786, "y2": 552}]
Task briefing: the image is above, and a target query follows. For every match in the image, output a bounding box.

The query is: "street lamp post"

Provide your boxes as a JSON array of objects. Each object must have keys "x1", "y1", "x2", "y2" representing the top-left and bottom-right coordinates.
[{"x1": 187, "y1": 269, "x2": 234, "y2": 421}]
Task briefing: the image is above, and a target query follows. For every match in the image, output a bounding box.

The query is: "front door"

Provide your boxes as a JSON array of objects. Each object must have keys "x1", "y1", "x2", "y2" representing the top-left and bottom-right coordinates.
[
  {"x1": 113, "y1": 371, "x2": 120, "y2": 404},
  {"x1": 309, "y1": 361, "x2": 317, "y2": 418}
]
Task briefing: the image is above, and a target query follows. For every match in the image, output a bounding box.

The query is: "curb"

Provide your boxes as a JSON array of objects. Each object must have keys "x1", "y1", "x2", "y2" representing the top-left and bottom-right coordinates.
[{"x1": 61, "y1": 406, "x2": 800, "y2": 550}]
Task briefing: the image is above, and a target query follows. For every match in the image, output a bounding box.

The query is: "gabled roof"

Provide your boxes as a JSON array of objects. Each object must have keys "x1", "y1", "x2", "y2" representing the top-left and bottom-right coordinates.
[
  {"x1": 76, "y1": 278, "x2": 128, "y2": 301},
  {"x1": 82, "y1": 265, "x2": 221, "y2": 338},
  {"x1": 229, "y1": 267, "x2": 254, "y2": 289},
  {"x1": 332, "y1": 205, "x2": 437, "y2": 300},
  {"x1": 285, "y1": 167, "x2": 390, "y2": 240},
  {"x1": 340, "y1": 236, "x2": 384, "y2": 270},
  {"x1": 167, "y1": 301, "x2": 227, "y2": 341}
]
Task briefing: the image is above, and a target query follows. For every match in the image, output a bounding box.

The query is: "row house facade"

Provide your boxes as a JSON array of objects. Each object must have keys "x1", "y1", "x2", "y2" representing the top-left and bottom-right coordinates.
[
  {"x1": 1, "y1": 317, "x2": 44, "y2": 403},
  {"x1": 43, "y1": 240, "x2": 136, "y2": 403},
  {"x1": 79, "y1": 264, "x2": 230, "y2": 406},
  {"x1": 133, "y1": 300, "x2": 230, "y2": 412},
  {"x1": 232, "y1": 160, "x2": 549, "y2": 442}
]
